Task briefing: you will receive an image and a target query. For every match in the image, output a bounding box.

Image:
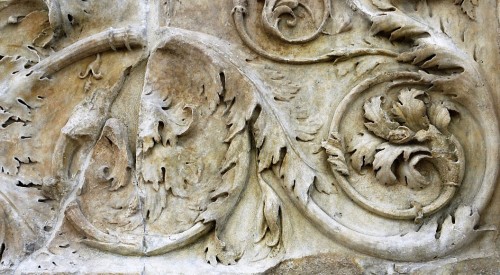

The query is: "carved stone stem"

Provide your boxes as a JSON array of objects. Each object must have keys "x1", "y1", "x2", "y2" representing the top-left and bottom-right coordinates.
[
  {"x1": 0, "y1": 0, "x2": 498, "y2": 271},
  {"x1": 66, "y1": 201, "x2": 213, "y2": 256},
  {"x1": 32, "y1": 27, "x2": 146, "y2": 77},
  {"x1": 232, "y1": 0, "x2": 397, "y2": 64}
]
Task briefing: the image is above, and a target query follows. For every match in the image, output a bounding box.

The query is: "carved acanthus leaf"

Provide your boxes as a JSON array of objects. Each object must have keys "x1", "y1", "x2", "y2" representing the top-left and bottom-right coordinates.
[
  {"x1": 251, "y1": 103, "x2": 324, "y2": 203},
  {"x1": 347, "y1": 132, "x2": 383, "y2": 172},
  {"x1": 215, "y1": 69, "x2": 325, "y2": 205},
  {"x1": 281, "y1": 149, "x2": 317, "y2": 203},
  {"x1": 223, "y1": 73, "x2": 258, "y2": 142},
  {"x1": 0, "y1": 117, "x2": 35, "y2": 176},
  {"x1": 204, "y1": 231, "x2": 241, "y2": 266},
  {"x1": 196, "y1": 131, "x2": 249, "y2": 224},
  {"x1": 396, "y1": 154, "x2": 431, "y2": 189},
  {"x1": 0, "y1": 56, "x2": 39, "y2": 178},
  {"x1": 0, "y1": 0, "x2": 493, "y2": 266},
  {"x1": 0, "y1": 56, "x2": 40, "y2": 120},
  {"x1": 397, "y1": 44, "x2": 465, "y2": 70},
  {"x1": 197, "y1": 131, "x2": 250, "y2": 266},
  {"x1": 322, "y1": 132, "x2": 349, "y2": 176},
  {"x1": 363, "y1": 96, "x2": 399, "y2": 139},
  {"x1": 372, "y1": 143, "x2": 430, "y2": 186},
  {"x1": 138, "y1": 93, "x2": 194, "y2": 153},
  {"x1": 295, "y1": 114, "x2": 322, "y2": 142},
  {"x1": 391, "y1": 89, "x2": 429, "y2": 132},
  {"x1": 370, "y1": 7, "x2": 430, "y2": 41},
  {"x1": 346, "y1": 87, "x2": 463, "y2": 193},
  {"x1": 263, "y1": 66, "x2": 301, "y2": 102},
  {"x1": 428, "y1": 101, "x2": 452, "y2": 131},
  {"x1": 255, "y1": 174, "x2": 282, "y2": 252},
  {"x1": 254, "y1": 112, "x2": 287, "y2": 172},
  {"x1": 138, "y1": 100, "x2": 200, "y2": 220},
  {"x1": 367, "y1": 1, "x2": 475, "y2": 89},
  {"x1": 454, "y1": 0, "x2": 478, "y2": 20}
]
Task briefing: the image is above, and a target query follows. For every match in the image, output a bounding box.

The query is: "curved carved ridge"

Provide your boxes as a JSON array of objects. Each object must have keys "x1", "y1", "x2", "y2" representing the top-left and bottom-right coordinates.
[
  {"x1": 59, "y1": 56, "x2": 252, "y2": 257},
  {"x1": 145, "y1": 30, "x2": 287, "y2": 261},
  {"x1": 153, "y1": 23, "x2": 497, "y2": 261},
  {"x1": 344, "y1": 0, "x2": 499, "y2": 215},
  {"x1": 307, "y1": 0, "x2": 498, "y2": 261},
  {"x1": 232, "y1": 0, "x2": 397, "y2": 64},
  {"x1": 32, "y1": 27, "x2": 146, "y2": 77},
  {"x1": 151, "y1": 28, "x2": 463, "y2": 263},
  {"x1": 0, "y1": 0, "x2": 497, "y2": 268},
  {"x1": 260, "y1": 0, "x2": 331, "y2": 44},
  {"x1": 65, "y1": 201, "x2": 213, "y2": 256},
  {"x1": 143, "y1": 222, "x2": 213, "y2": 256},
  {"x1": 314, "y1": 70, "x2": 495, "y2": 260},
  {"x1": 326, "y1": 72, "x2": 466, "y2": 221},
  {"x1": 230, "y1": 0, "x2": 499, "y2": 262},
  {"x1": 307, "y1": 200, "x2": 484, "y2": 261},
  {"x1": 0, "y1": 191, "x2": 37, "y2": 263},
  {"x1": 0, "y1": 26, "x2": 147, "y2": 118},
  {"x1": 0, "y1": 26, "x2": 146, "y2": 264},
  {"x1": 40, "y1": 28, "x2": 254, "y2": 260},
  {"x1": 149, "y1": 28, "x2": 332, "y2": 259},
  {"x1": 156, "y1": 27, "x2": 327, "y2": 176},
  {"x1": 62, "y1": 96, "x2": 250, "y2": 257},
  {"x1": 45, "y1": 102, "x2": 137, "y2": 257}
]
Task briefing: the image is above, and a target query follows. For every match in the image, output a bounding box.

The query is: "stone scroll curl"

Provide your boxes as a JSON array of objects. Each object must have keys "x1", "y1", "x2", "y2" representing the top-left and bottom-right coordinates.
[
  {"x1": 233, "y1": 0, "x2": 499, "y2": 262},
  {"x1": 0, "y1": 0, "x2": 498, "y2": 272}
]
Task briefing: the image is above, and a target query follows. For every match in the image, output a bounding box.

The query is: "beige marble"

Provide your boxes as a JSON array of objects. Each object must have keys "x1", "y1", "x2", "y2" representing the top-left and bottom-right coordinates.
[{"x1": 0, "y1": 0, "x2": 498, "y2": 273}]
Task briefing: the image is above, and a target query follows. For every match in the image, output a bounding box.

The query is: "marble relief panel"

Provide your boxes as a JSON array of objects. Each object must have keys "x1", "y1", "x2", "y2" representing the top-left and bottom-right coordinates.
[{"x1": 0, "y1": 0, "x2": 498, "y2": 273}]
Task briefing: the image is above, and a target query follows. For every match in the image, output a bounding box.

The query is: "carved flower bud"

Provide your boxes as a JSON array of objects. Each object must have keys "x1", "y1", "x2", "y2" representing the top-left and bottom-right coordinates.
[
  {"x1": 232, "y1": 0, "x2": 248, "y2": 14},
  {"x1": 388, "y1": 126, "x2": 414, "y2": 144}
]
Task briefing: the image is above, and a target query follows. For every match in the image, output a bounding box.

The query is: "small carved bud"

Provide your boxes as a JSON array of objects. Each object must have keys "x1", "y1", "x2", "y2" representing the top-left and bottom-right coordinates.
[{"x1": 388, "y1": 126, "x2": 414, "y2": 144}]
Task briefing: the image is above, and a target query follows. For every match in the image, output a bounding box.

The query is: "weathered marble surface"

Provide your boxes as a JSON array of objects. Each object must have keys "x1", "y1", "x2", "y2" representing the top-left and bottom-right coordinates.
[{"x1": 0, "y1": 0, "x2": 498, "y2": 274}]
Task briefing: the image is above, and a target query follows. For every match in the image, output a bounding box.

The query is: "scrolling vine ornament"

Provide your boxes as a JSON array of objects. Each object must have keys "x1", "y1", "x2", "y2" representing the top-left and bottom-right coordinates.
[
  {"x1": 260, "y1": 0, "x2": 332, "y2": 43},
  {"x1": 329, "y1": 86, "x2": 465, "y2": 222},
  {"x1": 234, "y1": 0, "x2": 499, "y2": 262},
  {"x1": 0, "y1": 0, "x2": 497, "y2": 268}
]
